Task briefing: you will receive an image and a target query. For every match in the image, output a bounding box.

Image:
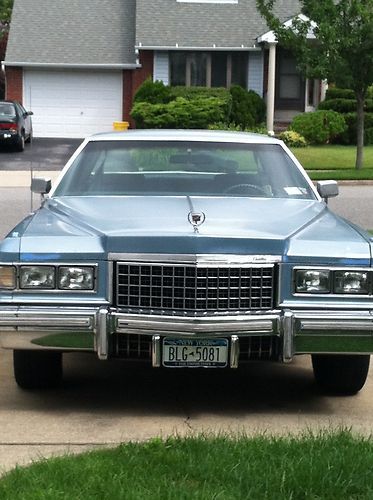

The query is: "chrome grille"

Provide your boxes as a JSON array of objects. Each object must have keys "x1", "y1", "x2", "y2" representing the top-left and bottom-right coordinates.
[{"x1": 115, "y1": 262, "x2": 275, "y2": 313}]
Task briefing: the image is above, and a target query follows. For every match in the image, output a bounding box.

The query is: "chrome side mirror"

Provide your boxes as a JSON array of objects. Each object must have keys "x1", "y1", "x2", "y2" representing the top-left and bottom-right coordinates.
[
  {"x1": 31, "y1": 177, "x2": 52, "y2": 195},
  {"x1": 317, "y1": 180, "x2": 339, "y2": 202}
]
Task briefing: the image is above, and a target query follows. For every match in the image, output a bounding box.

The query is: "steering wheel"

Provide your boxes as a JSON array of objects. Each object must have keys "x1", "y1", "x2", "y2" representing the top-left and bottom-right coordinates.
[{"x1": 224, "y1": 183, "x2": 268, "y2": 196}]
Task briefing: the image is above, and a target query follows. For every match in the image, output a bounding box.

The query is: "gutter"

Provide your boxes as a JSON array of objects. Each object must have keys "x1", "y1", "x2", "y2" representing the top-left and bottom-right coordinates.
[
  {"x1": 2, "y1": 62, "x2": 141, "y2": 70},
  {"x1": 135, "y1": 44, "x2": 261, "y2": 52}
]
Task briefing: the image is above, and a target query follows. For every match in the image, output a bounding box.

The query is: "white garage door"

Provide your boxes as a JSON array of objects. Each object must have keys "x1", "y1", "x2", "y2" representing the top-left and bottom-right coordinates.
[{"x1": 24, "y1": 70, "x2": 123, "y2": 138}]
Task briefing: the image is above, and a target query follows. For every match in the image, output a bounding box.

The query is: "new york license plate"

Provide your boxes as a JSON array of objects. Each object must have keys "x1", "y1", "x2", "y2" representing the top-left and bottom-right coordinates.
[{"x1": 162, "y1": 338, "x2": 228, "y2": 368}]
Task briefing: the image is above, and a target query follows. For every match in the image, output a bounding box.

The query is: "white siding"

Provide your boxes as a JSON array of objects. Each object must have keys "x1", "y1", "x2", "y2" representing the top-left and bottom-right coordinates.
[
  {"x1": 153, "y1": 52, "x2": 169, "y2": 85},
  {"x1": 248, "y1": 51, "x2": 264, "y2": 97},
  {"x1": 24, "y1": 70, "x2": 123, "y2": 138}
]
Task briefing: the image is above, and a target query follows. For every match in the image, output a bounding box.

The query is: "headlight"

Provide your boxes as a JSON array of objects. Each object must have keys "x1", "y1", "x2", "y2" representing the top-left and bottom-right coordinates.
[
  {"x1": 0, "y1": 266, "x2": 16, "y2": 289},
  {"x1": 334, "y1": 271, "x2": 369, "y2": 294},
  {"x1": 20, "y1": 266, "x2": 55, "y2": 289},
  {"x1": 58, "y1": 267, "x2": 94, "y2": 290},
  {"x1": 295, "y1": 269, "x2": 330, "y2": 293}
]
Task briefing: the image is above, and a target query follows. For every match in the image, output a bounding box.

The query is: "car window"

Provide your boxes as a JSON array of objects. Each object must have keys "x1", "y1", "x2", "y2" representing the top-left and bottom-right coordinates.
[
  {"x1": 54, "y1": 140, "x2": 316, "y2": 200},
  {"x1": 0, "y1": 103, "x2": 16, "y2": 117}
]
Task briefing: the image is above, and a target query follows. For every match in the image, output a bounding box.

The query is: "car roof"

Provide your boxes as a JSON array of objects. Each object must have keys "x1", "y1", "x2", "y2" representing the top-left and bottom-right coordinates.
[{"x1": 87, "y1": 129, "x2": 282, "y2": 145}]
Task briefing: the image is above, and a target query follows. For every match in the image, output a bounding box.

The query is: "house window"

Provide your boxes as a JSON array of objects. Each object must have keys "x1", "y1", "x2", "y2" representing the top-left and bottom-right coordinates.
[{"x1": 170, "y1": 51, "x2": 248, "y2": 88}]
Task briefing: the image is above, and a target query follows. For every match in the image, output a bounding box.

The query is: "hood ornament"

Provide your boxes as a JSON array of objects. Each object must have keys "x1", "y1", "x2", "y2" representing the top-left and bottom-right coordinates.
[{"x1": 188, "y1": 211, "x2": 206, "y2": 233}]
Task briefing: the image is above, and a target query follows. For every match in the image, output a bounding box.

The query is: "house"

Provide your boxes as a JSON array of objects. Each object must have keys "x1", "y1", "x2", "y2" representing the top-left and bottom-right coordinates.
[{"x1": 2, "y1": 0, "x2": 325, "y2": 138}]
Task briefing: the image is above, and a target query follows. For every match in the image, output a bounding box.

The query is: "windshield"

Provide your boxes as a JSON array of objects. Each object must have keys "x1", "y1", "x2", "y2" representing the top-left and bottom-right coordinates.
[
  {"x1": 0, "y1": 103, "x2": 16, "y2": 117},
  {"x1": 54, "y1": 140, "x2": 316, "y2": 200}
]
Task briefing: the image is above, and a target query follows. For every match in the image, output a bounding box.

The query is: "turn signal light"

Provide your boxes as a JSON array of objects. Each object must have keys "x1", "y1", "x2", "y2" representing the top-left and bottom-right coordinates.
[{"x1": 0, "y1": 266, "x2": 16, "y2": 289}]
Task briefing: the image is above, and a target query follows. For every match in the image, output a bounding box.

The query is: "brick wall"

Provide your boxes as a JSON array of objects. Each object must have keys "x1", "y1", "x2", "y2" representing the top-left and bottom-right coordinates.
[
  {"x1": 122, "y1": 50, "x2": 154, "y2": 125},
  {"x1": 6, "y1": 67, "x2": 23, "y2": 102}
]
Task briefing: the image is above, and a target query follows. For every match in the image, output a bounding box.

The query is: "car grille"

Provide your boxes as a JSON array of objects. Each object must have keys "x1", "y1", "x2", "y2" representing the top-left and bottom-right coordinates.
[{"x1": 115, "y1": 262, "x2": 275, "y2": 315}]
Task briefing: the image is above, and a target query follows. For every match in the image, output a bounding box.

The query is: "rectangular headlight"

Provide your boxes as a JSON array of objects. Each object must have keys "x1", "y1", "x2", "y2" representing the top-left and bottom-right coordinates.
[
  {"x1": 58, "y1": 267, "x2": 94, "y2": 290},
  {"x1": 0, "y1": 266, "x2": 16, "y2": 289},
  {"x1": 334, "y1": 271, "x2": 369, "y2": 294},
  {"x1": 20, "y1": 266, "x2": 55, "y2": 289},
  {"x1": 295, "y1": 269, "x2": 330, "y2": 294}
]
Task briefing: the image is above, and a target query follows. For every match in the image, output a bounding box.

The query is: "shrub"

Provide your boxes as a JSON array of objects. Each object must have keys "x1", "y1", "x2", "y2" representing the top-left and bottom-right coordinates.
[
  {"x1": 334, "y1": 113, "x2": 373, "y2": 145},
  {"x1": 131, "y1": 97, "x2": 227, "y2": 129},
  {"x1": 208, "y1": 122, "x2": 268, "y2": 134},
  {"x1": 318, "y1": 98, "x2": 373, "y2": 113},
  {"x1": 229, "y1": 86, "x2": 266, "y2": 129},
  {"x1": 133, "y1": 79, "x2": 172, "y2": 104},
  {"x1": 290, "y1": 110, "x2": 346, "y2": 144},
  {"x1": 170, "y1": 86, "x2": 230, "y2": 101},
  {"x1": 325, "y1": 88, "x2": 355, "y2": 100},
  {"x1": 279, "y1": 130, "x2": 307, "y2": 148}
]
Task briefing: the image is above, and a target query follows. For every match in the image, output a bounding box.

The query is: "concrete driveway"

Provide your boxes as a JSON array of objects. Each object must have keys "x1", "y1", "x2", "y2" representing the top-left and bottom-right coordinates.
[
  {"x1": 0, "y1": 138, "x2": 82, "y2": 171},
  {"x1": 1, "y1": 144, "x2": 373, "y2": 473}
]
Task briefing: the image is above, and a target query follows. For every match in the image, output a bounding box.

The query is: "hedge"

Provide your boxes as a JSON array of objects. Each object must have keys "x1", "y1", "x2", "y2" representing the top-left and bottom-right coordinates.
[
  {"x1": 131, "y1": 96, "x2": 228, "y2": 129},
  {"x1": 318, "y1": 98, "x2": 373, "y2": 114},
  {"x1": 325, "y1": 88, "x2": 355, "y2": 100},
  {"x1": 333, "y1": 112, "x2": 373, "y2": 145}
]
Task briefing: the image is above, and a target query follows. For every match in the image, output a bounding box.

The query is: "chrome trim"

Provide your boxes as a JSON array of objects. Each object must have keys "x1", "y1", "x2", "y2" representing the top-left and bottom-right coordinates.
[
  {"x1": 97, "y1": 308, "x2": 109, "y2": 360},
  {"x1": 108, "y1": 253, "x2": 282, "y2": 265},
  {"x1": 0, "y1": 307, "x2": 96, "y2": 330},
  {"x1": 300, "y1": 320, "x2": 373, "y2": 332},
  {"x1": 152, "y1": 335, "x2": 161, "y2": 367},
  {"x1": 282, "y1": 311, "x2": 294, "y2": 363},
  {"x1": 230, "y1": 335, "x2": 239, "y2": 368},
  {"x1": 115, "y1": 313, "x2": 279, "y2": 336}
]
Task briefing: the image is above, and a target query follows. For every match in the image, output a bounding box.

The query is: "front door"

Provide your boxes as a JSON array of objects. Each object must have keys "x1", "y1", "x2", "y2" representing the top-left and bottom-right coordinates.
[{"x1": 275, "y1": 49, "x2": 305, "y2": 111}]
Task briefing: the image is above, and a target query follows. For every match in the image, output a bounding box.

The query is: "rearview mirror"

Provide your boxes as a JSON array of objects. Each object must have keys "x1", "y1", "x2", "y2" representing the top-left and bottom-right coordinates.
[
  {"x1": 31, "y1": 177, "x2": 52, "y2": 195},
  {"x1": 316, "y1": 180, "x2": 339, "y2": 201}
]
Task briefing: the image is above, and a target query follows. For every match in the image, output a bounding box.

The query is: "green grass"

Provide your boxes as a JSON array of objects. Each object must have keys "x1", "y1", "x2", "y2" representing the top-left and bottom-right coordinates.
[
  {"x1": 290, "y1": 145, "x2": 373, "y2": 180},
  {"x1": 2, "y1": 432, "x2": 373, "y2": 499}
]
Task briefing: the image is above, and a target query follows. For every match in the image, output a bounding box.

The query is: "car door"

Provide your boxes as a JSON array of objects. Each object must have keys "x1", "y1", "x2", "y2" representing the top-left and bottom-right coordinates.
[{"x1": 16, "y1": 102, "x2": 31, "y2": 137}]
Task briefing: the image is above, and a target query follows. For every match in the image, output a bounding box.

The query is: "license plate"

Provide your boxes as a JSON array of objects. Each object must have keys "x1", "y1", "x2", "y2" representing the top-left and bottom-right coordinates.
[{"x1": 162, "y1": 338, "x2": 228, "y2": 368}]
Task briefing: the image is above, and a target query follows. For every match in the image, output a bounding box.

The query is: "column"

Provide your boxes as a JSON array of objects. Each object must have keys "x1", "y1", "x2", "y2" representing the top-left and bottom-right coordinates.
[{"x1": 266, "y1": 42, "x2": 277, "y2": 135}]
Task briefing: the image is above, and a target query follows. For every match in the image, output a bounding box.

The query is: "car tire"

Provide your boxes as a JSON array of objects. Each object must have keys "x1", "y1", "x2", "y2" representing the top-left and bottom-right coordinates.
[
  {"x1": 13, "y1": 350, "x2": 63, "y2": 389},
  {"x1": 312, "y1": 354, "x2": 370, "y2": 395},
  {"x1": 15, "y1": 132, "x2": 25, "y2": 152},
  {"x1": 25, "y1": 128, "x2": 33, "y2": 144}
]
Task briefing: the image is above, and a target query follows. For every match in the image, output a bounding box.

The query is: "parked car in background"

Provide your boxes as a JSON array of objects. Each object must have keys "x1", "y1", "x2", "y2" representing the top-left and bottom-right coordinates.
[
  {"x1": 0, "y1": 100, "x2": 33, "y2": 151},
  {"x1": 0, "y1": 130, "x2": 372, "y2": 395}
]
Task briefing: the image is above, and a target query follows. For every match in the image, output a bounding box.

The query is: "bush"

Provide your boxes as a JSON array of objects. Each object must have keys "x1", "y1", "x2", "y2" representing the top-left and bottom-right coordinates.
[
  {"x1": 279, "y1": 130, "x2": 307, "y2": 148},
  {"x1": 325, "y1": 88, "x2": 355, "y2": 100},
  {"x1": 170, "y1": 86, "x2": 230, "y2": 101},
  {"x1": 229, "y1": 86, "x2": 266, "y2": 129},
  {"x1": 208, "y1": 122, "x2": 268, "y2": 134},
  {"x1": 334, "y1": 113, "x2": 373, "y2": 145},
  {"x1": 318, "y1": 98, "x2": 373, "y2": 113},
  {"x1": 133, "y1": 79, "x2": 172, "y2": 104},
  {"x1": 290, "y1": 110, "x2": 346, "y2": 144},
  {"x1": 131, "y1": 97, "x2": 227, "y2": 129}
]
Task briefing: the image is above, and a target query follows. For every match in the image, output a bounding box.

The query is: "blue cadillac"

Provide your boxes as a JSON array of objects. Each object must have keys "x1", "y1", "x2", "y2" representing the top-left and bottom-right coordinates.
[{"x1": 0, "y1": 130, "x2": 371, "y2": 394}]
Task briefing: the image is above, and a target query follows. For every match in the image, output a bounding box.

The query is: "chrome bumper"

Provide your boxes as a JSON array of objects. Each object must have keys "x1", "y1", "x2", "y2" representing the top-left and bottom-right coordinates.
[{"x1": 1, "y1": 306, "x2": 373, "y2": 363}]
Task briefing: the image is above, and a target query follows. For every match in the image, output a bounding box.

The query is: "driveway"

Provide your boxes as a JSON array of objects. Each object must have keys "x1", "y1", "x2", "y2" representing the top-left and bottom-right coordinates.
[{"x1": 0, "y1": 138, "x2": 82, "y2": 171}]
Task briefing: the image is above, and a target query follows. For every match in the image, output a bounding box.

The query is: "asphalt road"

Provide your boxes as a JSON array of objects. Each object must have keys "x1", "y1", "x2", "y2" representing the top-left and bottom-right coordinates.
[{"x1": 1, "y1": 143, "x2": 373, "y2": 473}]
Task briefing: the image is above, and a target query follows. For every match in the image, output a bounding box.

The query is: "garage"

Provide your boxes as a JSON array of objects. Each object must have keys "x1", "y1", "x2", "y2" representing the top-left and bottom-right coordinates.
[{"x1": 23, "y1": 70, "x2": 123, "y2": 138}]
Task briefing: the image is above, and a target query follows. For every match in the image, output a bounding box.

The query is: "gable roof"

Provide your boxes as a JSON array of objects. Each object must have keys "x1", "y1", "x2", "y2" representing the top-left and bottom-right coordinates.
[
  {"x1": 136, "y1": 0, "x2": 301, "y2": 49},
  {"x1": 5, "y1": 0, "x2": 137, "y2": 68}
]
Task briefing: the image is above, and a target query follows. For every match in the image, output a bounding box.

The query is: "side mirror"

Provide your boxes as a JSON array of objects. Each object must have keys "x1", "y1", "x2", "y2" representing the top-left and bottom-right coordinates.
[
  {"x1": 26, "y1": 111, "x2": 34, "y2": 116},
  {"x1": 31, "y1": 177, "x2": 52, "y2": 195},
  {"x1": 317, "y1": 180, "x2": 339, "y2": 202}
]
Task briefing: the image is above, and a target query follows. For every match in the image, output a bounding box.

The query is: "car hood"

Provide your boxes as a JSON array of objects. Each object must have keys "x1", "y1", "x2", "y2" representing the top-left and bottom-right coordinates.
[{"x1": 15, "y1": 196, "x2": 371, "y2": 264}]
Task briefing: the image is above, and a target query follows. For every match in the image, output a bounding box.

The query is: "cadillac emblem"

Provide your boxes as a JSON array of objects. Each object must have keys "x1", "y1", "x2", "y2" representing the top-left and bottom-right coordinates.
[{"x1": 188, "y1": 211, "x2": 206, "y2": 232}]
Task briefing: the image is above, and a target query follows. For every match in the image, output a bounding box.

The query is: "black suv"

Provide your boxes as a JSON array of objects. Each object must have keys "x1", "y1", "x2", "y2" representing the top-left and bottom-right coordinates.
[{"x1": 0, "y1": 100, "x2": 33, "y2": 152}]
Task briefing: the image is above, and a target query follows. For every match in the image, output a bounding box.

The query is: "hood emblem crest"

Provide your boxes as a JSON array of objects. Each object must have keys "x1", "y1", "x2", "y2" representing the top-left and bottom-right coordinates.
[{"x1": 188, "y1": 211, "x2": 206, "y2": 233}]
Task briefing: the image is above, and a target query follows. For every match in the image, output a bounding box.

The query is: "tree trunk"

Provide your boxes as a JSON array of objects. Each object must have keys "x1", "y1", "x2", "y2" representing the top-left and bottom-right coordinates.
[{"x1": 355, "y1": 92, "x2": 365, "y2": 170}]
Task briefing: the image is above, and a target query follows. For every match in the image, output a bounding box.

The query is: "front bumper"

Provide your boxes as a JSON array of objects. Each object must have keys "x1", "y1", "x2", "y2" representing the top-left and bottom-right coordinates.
[{"x1": 1, "y1": 306, "x2": 373, "y2": 364}]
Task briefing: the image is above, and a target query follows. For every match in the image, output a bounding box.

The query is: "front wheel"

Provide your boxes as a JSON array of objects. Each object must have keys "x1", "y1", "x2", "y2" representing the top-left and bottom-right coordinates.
[
  {"x1": 312, "y1": 354, "x2": 370, "y2": 395},
  {"x1": 13, "y1": 350, "x2": 63, "y2": 389},
  {"x1": 15, "y1": 132, "x2": 25, "y2": 152}
]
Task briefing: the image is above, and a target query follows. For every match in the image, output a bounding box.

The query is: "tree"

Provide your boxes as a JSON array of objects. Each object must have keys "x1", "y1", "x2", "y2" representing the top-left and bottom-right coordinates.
[
  {"x1": 0, "y1": 0, "x2": 13, "y2": 36},
  {"x1": 256, "y1": 0, "x2": 373, "y2": 169}
]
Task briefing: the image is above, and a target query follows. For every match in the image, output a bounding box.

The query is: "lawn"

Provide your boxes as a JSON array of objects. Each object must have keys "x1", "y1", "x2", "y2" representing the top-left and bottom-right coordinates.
[
  {"x1": 290, "y1": 145, "x2": 373, "y2": 180},
  {"x1": 1, "y1": 432, "x2": 373, "y2": 499}
]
